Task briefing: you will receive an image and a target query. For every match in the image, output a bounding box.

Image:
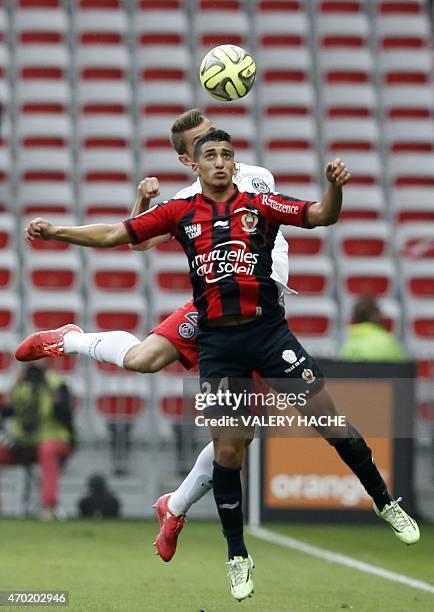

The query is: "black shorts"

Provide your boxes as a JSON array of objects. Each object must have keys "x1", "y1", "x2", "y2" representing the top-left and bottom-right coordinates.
[{"x1": 197, "y1": 309, "x2": 324, "y2": 418}]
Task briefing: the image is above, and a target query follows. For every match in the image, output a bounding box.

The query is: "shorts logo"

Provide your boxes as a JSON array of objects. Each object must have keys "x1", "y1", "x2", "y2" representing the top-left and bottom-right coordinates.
[
  {"x1": 241, "y1": 211, "x2": 259, "y2": 234},
  {"x1": 301, "y1": 368, "x2": 315, "y2": 384},
  {"x1": 282, "y1": 350, "x2": 297, "y2": 364},
  {"x1": 184, "y1": 223, "x2": 202, "y2": 239},
  {"x1": 178, "y1": 322, "x2": 196, "y2": 339},
  {"x1": 252, "y1": 178, "x2": 270, "y2": 194},
  {"x1": 284, "y1": 355, "x2": 305, "y2": 373}
]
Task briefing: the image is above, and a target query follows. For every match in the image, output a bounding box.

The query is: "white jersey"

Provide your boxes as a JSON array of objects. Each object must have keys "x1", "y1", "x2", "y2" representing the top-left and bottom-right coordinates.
[{"x1": 174, "y1": 162, "x2": 292, "y2": 293}]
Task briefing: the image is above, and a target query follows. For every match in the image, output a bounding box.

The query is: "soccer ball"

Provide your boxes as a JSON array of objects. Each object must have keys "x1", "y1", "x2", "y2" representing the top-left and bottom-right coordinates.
[{"x1": 199, "y1": 45, "x2": 256, "y2": 102}]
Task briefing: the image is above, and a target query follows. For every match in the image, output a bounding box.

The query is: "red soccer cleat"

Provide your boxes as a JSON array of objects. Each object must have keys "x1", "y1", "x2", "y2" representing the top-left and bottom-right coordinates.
[
  {"x1": 15, "y1": 324, "x2": 83, "y2": 362},
  {"x1": 153, "y1": 493, "x2": 186, "y2": 562}
]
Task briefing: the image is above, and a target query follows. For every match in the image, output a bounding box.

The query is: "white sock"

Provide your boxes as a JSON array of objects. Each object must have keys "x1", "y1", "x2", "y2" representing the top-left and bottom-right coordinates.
[
  {"x1": 168, "y1": 441, "x2": 214, "y2": 516},
  {"x1": 63, "y1": 330, "x2": 141, "y2": 368}
]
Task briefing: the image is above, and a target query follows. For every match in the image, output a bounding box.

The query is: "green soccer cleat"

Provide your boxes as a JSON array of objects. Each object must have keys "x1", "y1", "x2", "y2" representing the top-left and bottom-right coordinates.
[
  {"x1": 226, "y1": 555, "x2": 254, "y2": 601},
  {"x1": 373, "y1": 497, "x2": 420, "y2": 545}
]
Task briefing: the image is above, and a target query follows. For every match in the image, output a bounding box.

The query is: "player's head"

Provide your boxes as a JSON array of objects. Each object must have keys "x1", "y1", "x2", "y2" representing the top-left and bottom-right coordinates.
[
  {"x1": 170, "y1": 108, "x2": 215, "y2": 167},
  {"x1": 191, "y1": 129, "x2": 236, "y2": 191}
]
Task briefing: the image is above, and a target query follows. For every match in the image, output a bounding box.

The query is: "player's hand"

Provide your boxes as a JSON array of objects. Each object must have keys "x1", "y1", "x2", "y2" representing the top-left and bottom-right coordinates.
[
  {"x1": 138, "y1": 177, "x2": 160, "y2": 201},
  {"x1": 25, "y1": 217, "x2": 56, "y2": 242},
  {"x1": 325, "y1": 158, "x2": 351, "y2": 187}
]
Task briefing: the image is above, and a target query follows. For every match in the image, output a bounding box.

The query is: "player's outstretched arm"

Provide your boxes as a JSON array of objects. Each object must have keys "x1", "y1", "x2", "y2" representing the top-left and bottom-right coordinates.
[
  {"x1": 307, "y1": 158, "x2": 351, "y2": 227},
  {"x1": 25, "y1": 217, "x2": 130, "y2": 248},
  {"x1": 129, "y1": 177, "x2": 171, "y2": 252}
]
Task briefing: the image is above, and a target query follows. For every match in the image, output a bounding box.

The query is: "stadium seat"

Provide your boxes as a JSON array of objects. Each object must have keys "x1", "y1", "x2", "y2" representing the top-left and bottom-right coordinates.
[
  {"x1": 135, "y1": 43, "x2": 191, "y2": 75},
  {"x1": 139, "y1": 148, "x2": 190, "y2": 182},
  {"x1": 390, "y1": 187, "x2": 434, "y2": 223},
  {"x1": 156, "y1": 374, "x2": 186, "y2": 423},
  {"x1": 277, "y1": 182, "x2": 321, "y2": 204},
  {"x1": 315, "y1": 14, "x2": 370, "y2": 46},
  {"x1": 17, "y1": 147, "x2": 72, "y2": 183},
  {"x1": 378, "y1": 49, "x2": 432, "y2": 85},
  {"x1": 16, "y1": 114, "x2": 72, "y2": 147},
  {"x1": 262, "y1": 150, "x2": 319, "y2": 184},
  {"x1": 78, "y1": 114, "x2": 134, "y2": 148},
  {"x1": 260, "y1": 115, "x2": 316, "y2": 150},
  {"x1": 87, "y1": 293, "x2": 145, "y2": 334},
  {"x1": 281, "y1": 224, "x2": 330, "y2": 257},
  {"x1": 153, "y1": 293, "x2": 194, "y2": 327},
  {"x1": 256, "y1": 47, "x2": 312, "y2": 83},
  {"x1": 79, "y1": 183, "x2": 136, "y2": 217},
  {"x1": 400, "y1": 260, "x2": 434, "y2": 300},
  {"x1": 287, "y1": 256, "x2": 334, "y2": 296},
  {"x1": 78, "y1": 148, "x2": 134, "y2": 183},
  {"x1": 381, "y1": 84, "x2": 433, "y2": 118},
  {"x1": 328, "y1": 152, "x2": 381, "y2": 185},
  {"x1": 25, "y1": 291, "x2": 84, "y2": 332},
  {"x1": 284, "y1": 295, "x2": 338, "y2": 357},
  {"x1": 16, "y1": 79, "x2": 71, "y2": 113},
  {"x1": 338, "y1": 257, "x2": 396, "y2": 298},
  {"x1": 21, "y1": 214, "x2": 78, "y2": 252},
  {"x1": 134, "y1": 3, "x2": 188, "y2": 39},
  {"x1": 387, "y1": 153, "x2": 434, "y2": 188},
  {"x1": 321, "y1": 83, "x2": 377, "y2": 117},
  {"x1": 258, "y1": 82, "x2": 315, "y2": 115},
  {"x1": 13, "y1": 7, "x2": 68, "y2": 43},
  {"x1": 139, "y1": 113, "x2": 180, "y2": 144},
  {"x1": 323, "y1": 118, "x2": 380, "y2": 151},
  {"x1": 17, "y1": 182, "x2": 74, "y2": 215},
  {"x1": 404, "y1": 298, "x2": 434, "y2": 357},
  {"x1": 318, "y1": 49, "x2": 374, "y2": 84},
  {"x1": 0, "y1": 293, "x2": 20, "y2": 334},
  {"x1": 194, "y1": 1, "x2": 250, "y2": 54},
  {"x1": 75, "y1": 6, "x2": 129, "y2": 40},
  {"x1": 0, "y1": 252, "x2": 18, "y2": 290},
  {"x1": 253, "y1": 1, "x2": 309, "y2": 40},
  {"x1": 340, "y1": 185, "x2": 385, "y2": 220},
  {"x1": 23, "y1": 251, "x2": 82, "y2": 292},
  {"x1": 333, "y1": 221, "x2": 390, "y2": 258},
  {"x1": 15, "y1": 44, "x2": 69, "y2": 77},
  {"x1": 395, "y1": 222, "x2": 434, "y2": 259},
  {"x1": 137, "y1": 81, "x2": 194, "y2": 115},
  {"x1": 384, "y1": 118, "x2": 434, "y2": 152},
  {"x1": 86, "y1": 252, "x2": 144, "y2": 293},
  {"x1": 0, "y1": 214, "x2": 15, "y2": 251},
  {"x1": 149, "y1": 251, "x2": 190, "y2": 293},
  {"x1": 77, "y1": 80, "x2": 131, "y2": 113}
]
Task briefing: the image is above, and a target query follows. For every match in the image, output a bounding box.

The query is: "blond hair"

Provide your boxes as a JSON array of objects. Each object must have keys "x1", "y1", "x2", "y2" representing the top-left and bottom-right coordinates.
[{"x1": 170, "y1": 108, "x2": 205, "y2": 154}]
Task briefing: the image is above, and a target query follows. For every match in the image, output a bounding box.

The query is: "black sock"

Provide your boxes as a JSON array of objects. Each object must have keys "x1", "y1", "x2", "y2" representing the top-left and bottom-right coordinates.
[
  {"x1": 212, "y1": 461, "x2": 248, "y2": 559},
  {"x1": 333, "y1": 425, "x2": 392, "y2": 511}
]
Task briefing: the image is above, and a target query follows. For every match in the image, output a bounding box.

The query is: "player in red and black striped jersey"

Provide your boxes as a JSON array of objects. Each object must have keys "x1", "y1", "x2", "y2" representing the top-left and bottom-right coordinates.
[
  {"x1": 21, "y1": 129, "x2": 420, "y2": 601},
  {"x1": 124, "y1": 181, "x2": 313, "y2": 326}
]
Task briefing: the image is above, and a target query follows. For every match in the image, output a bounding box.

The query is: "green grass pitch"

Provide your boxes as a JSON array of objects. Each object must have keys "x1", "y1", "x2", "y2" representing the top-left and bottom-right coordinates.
[{"x1": 0, "y1": 519, "x2": 433, "y2": 611}]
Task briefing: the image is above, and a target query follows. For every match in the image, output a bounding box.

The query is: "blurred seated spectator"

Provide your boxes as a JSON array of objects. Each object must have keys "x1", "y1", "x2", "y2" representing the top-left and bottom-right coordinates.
[
  {"x1": 78, "y1": 474, "x2": 120, "y2": 518},
  {"x1": 341, "y1": 297, "x2": 406, "y2": 362},
  {"x1": 0, "y1": 363, "x2": 74, "y2": 518}
]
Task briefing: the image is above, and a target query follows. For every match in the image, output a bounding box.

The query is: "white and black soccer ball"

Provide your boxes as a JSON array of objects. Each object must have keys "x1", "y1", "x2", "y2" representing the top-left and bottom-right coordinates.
[{"x1": 199, "y1": 44, "x2": 256, "y2": 102}]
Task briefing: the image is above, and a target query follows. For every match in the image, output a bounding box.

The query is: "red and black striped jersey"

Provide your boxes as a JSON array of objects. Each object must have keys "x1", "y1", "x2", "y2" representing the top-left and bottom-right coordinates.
[{"x1": 124, "y1": 187, "x2": 314, "y2": 324}]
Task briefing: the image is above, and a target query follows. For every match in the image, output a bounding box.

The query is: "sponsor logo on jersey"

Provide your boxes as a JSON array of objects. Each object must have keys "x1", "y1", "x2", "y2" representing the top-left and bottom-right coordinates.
[
  {"x1": 282, "y1": 350, "x2": 297, "y2": 364},
  {"x1": 184, "y1": 223, "x2": 202, "y2": 239},
  {"x1": 261, "y1": 194, "x2": 300, "y2": 215},
  {"x1": 252, "y1": 177, "x2": 270, "y2": 193},
  {"x1": 301, "y1": 368, "x2": 315, "y2": 384},
  {"x1": 192, "y1": 240, "x2": 258, "y2": 284},
  {"x1": 241, "y1": 211, "x2": 259, "y2": 234},
  {"x1": 178, "y1": 321, "x2": 196, "y2": 339}
]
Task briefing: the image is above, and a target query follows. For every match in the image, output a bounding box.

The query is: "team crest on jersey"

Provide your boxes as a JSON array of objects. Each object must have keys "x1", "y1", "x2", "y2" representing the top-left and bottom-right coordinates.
[
  {"x1": 184, "y1": 223, "x2": 202, "y2": 239},
  {"x1": 252, "y1": 178, "x2": 270, "y2": 194},
  {"x1": 301, "y1": 368, "x2": 315, "y2": 384},
  {"x1": 241, "y1": 211, "x2": 259, "y2": 234}
]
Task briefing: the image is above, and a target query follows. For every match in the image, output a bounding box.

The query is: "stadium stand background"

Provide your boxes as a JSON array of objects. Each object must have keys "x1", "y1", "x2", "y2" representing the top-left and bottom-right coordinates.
[{"x1": 0, "y1": 0, "x2": 433, "y2": 518}]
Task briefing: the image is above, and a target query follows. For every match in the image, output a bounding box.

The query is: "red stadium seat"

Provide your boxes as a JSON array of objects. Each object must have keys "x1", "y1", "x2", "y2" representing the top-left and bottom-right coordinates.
[
  {"x1": 285, "y1": 295, "x2": 338, "y2": 357},
  {"x1": 401, "y1": 261, "x2": 434, "y2": 300},
  {"x1": 0, "y1": 214, "x2": 15, "y2": 250},
  {"x1": 404, "y1": 299, "x2": 434, "y2": 357},
  {"x1": 288, "y1": 256, "x2": 334, "y2": 296},
  {"x1": 0, "y1": 252, "x2": 18, "y2": 290},
  {"x1": 25, "y1": 291, "x2": 84, "y2": 332},
  {"x1": 338, "y1": 257, "x2": 396, "y2": 298},
  {"x1": 87, "y1": 293, "x2": 144, "y2": 334},
  {"x1": 390, "y1": 187, "x2": 434, "y2": 223},
  {"x1": 0, "y1": 293, "x2": 19, "y2": 334},
  {"x1": 23, "y1": 251, "x2": 81, "y2": 291},
  {"x1": 334, "y1": 221, "x2": 390, "y2": 258},
  {"x1": 396, "y1": 223, "x2": 434, "y2": 259},
  {"x1": 87, "y1": 252, "x2": 144, "y2": 293},
  {"x1": 281, "y1": 225, "x2": 329, "y2": 257}
]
